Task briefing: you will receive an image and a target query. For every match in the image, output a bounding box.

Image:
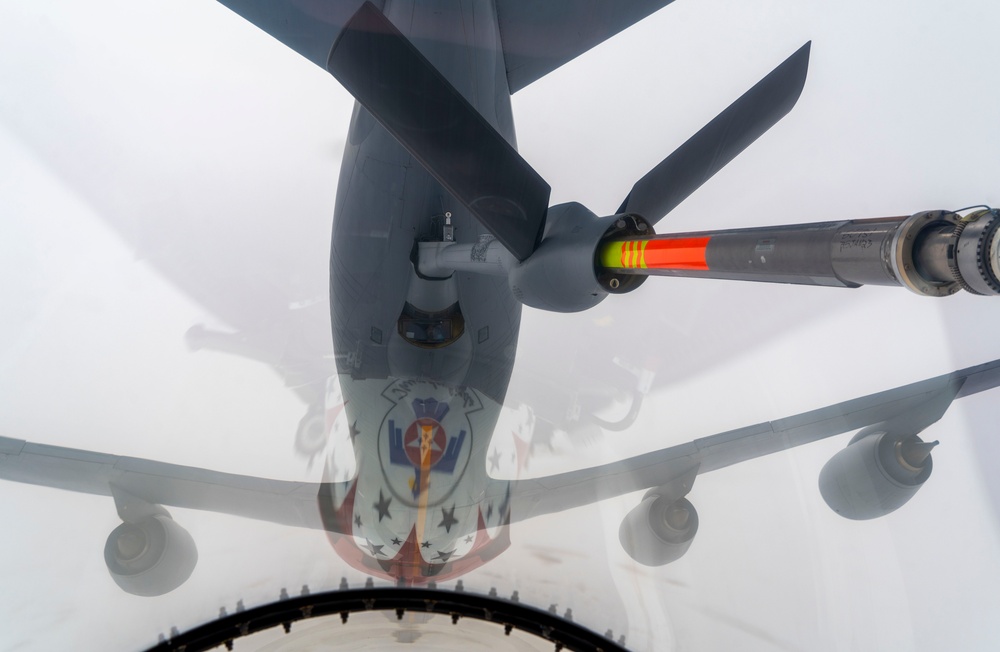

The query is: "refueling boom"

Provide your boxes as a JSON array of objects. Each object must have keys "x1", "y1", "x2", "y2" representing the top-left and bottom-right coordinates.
[{"x1": 599, "y1": 208, "x2": 1000, "y2": 297}]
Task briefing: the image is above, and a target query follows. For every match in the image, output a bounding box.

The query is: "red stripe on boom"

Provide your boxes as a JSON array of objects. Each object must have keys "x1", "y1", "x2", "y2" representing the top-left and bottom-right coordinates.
[{"x1": 642, "y1": 237, "x2": 711, "y2": 270}]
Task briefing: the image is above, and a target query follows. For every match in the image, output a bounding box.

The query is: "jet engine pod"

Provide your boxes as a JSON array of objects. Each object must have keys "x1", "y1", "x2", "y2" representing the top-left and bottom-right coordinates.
[
  {"x1": 819, "y1": 425, "x2": 936, "y2": 520},
  {"x1": 104, "y1": 514, "x2": 198, "y2": 596},
  {"x1": 295, "y1": 408, "x2": 328, "y2": 456},
  {"x1": 508, "y1": 203, "x2": 649, "y2": 313},
  {"x1": 619, "y1": 492, "x2": 698, "y2": 566}
]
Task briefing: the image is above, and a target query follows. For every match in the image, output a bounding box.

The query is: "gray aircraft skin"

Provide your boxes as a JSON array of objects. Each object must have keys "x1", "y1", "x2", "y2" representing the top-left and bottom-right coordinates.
[{"x1": 3, "y1": 0, "x2": 1000, "y2": 602}]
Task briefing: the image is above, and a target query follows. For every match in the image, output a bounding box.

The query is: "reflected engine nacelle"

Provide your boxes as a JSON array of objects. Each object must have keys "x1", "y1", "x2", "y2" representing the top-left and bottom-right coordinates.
[
  {"x1": 819, "y1": 425, "x2": 936, "y2": 520},
  {"x1": 619, "y1": 490, "x2": 699, "y2": 566},
  {"x1": 104, "y1": 514, "x2": 198, "y2": 596},
  {"x1": 295, "y1": 408, "x2": 328, "y2": 456}
]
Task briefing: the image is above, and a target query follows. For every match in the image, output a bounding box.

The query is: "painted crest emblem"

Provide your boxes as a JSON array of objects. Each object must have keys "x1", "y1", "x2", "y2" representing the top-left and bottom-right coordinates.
[
  {"x1": 389, "y1": 398, "x2": 466, "y2": 473},
  {"x1": 378, "y1": 380, "x2": 479, "y2": 507},
  {"x1": 389, "y1": 398, "x2": 466, "y2": 484}
]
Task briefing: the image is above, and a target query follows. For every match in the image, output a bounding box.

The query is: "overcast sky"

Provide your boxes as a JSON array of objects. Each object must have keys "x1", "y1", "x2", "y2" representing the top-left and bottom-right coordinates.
[{"x1": 2, "y1": 1, "x2": 1000, "y2": 650}]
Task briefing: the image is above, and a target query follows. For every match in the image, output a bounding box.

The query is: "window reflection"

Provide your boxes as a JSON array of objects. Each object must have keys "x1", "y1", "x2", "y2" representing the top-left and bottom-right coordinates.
[{"x1": 397, "y1": 302, "x2": 465, "y2": 349}]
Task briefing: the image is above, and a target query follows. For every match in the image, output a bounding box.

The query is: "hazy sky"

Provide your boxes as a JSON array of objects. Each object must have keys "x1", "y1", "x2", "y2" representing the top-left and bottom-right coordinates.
[{"x1": 2, "y1": 1, "x2": 1000, "y2": 650}]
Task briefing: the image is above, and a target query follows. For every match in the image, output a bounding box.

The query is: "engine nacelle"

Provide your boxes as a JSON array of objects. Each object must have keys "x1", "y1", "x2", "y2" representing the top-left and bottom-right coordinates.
[
  {"x1": 295, "y1": 408, "x2": 328, "y2": 456},
  {"x1": 619, "y1": 492, "x2": 699, "y2": 566},
  {"x1": 104, "y1": 514, "x2": 198, "y2": 596},
  {"x1": 819, "y1": 425, "x2": 936, "y2": 520},
  {"x1": 508, "y1": 203, "x2": 649, "y2": 312}
]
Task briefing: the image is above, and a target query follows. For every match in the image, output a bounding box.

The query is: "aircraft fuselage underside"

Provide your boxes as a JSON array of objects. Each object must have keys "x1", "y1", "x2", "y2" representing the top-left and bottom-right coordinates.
[{"x1": 329, "y1": 0, "x2": 521, "y2": 404}]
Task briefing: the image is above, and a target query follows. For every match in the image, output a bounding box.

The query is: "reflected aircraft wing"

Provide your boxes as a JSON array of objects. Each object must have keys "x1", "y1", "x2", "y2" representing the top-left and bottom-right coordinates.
[
  {"x1": 0, "y1": 3, "x2": 344, "y2": 406},
  {"x1": 0, "y1": 437, "x2": 331, "y2": 531},
  {"x1": 2, "y1": 360, "x2": 998, "y2": 530},
  {"x1": 503, "y1": 358, "x2": 1000, "y2": 521}
]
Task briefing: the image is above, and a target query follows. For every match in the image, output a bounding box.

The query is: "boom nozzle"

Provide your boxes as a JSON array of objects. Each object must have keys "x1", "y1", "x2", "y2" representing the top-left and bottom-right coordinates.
[{"x1": 597, "y1": 208, "x2": 1000, "y2": 296}]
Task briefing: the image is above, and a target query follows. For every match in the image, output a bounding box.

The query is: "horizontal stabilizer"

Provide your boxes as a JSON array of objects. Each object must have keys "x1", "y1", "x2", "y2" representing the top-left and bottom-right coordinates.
[
  {"x1": 217, "y1": 0, "x2": 376, "y2": 69},
  {"x1": 497, "y1": 0, "x2": 677, "y2": 93},
  {"x1": 2, "y1": 360, "x2": 999, "y2": 532}
]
